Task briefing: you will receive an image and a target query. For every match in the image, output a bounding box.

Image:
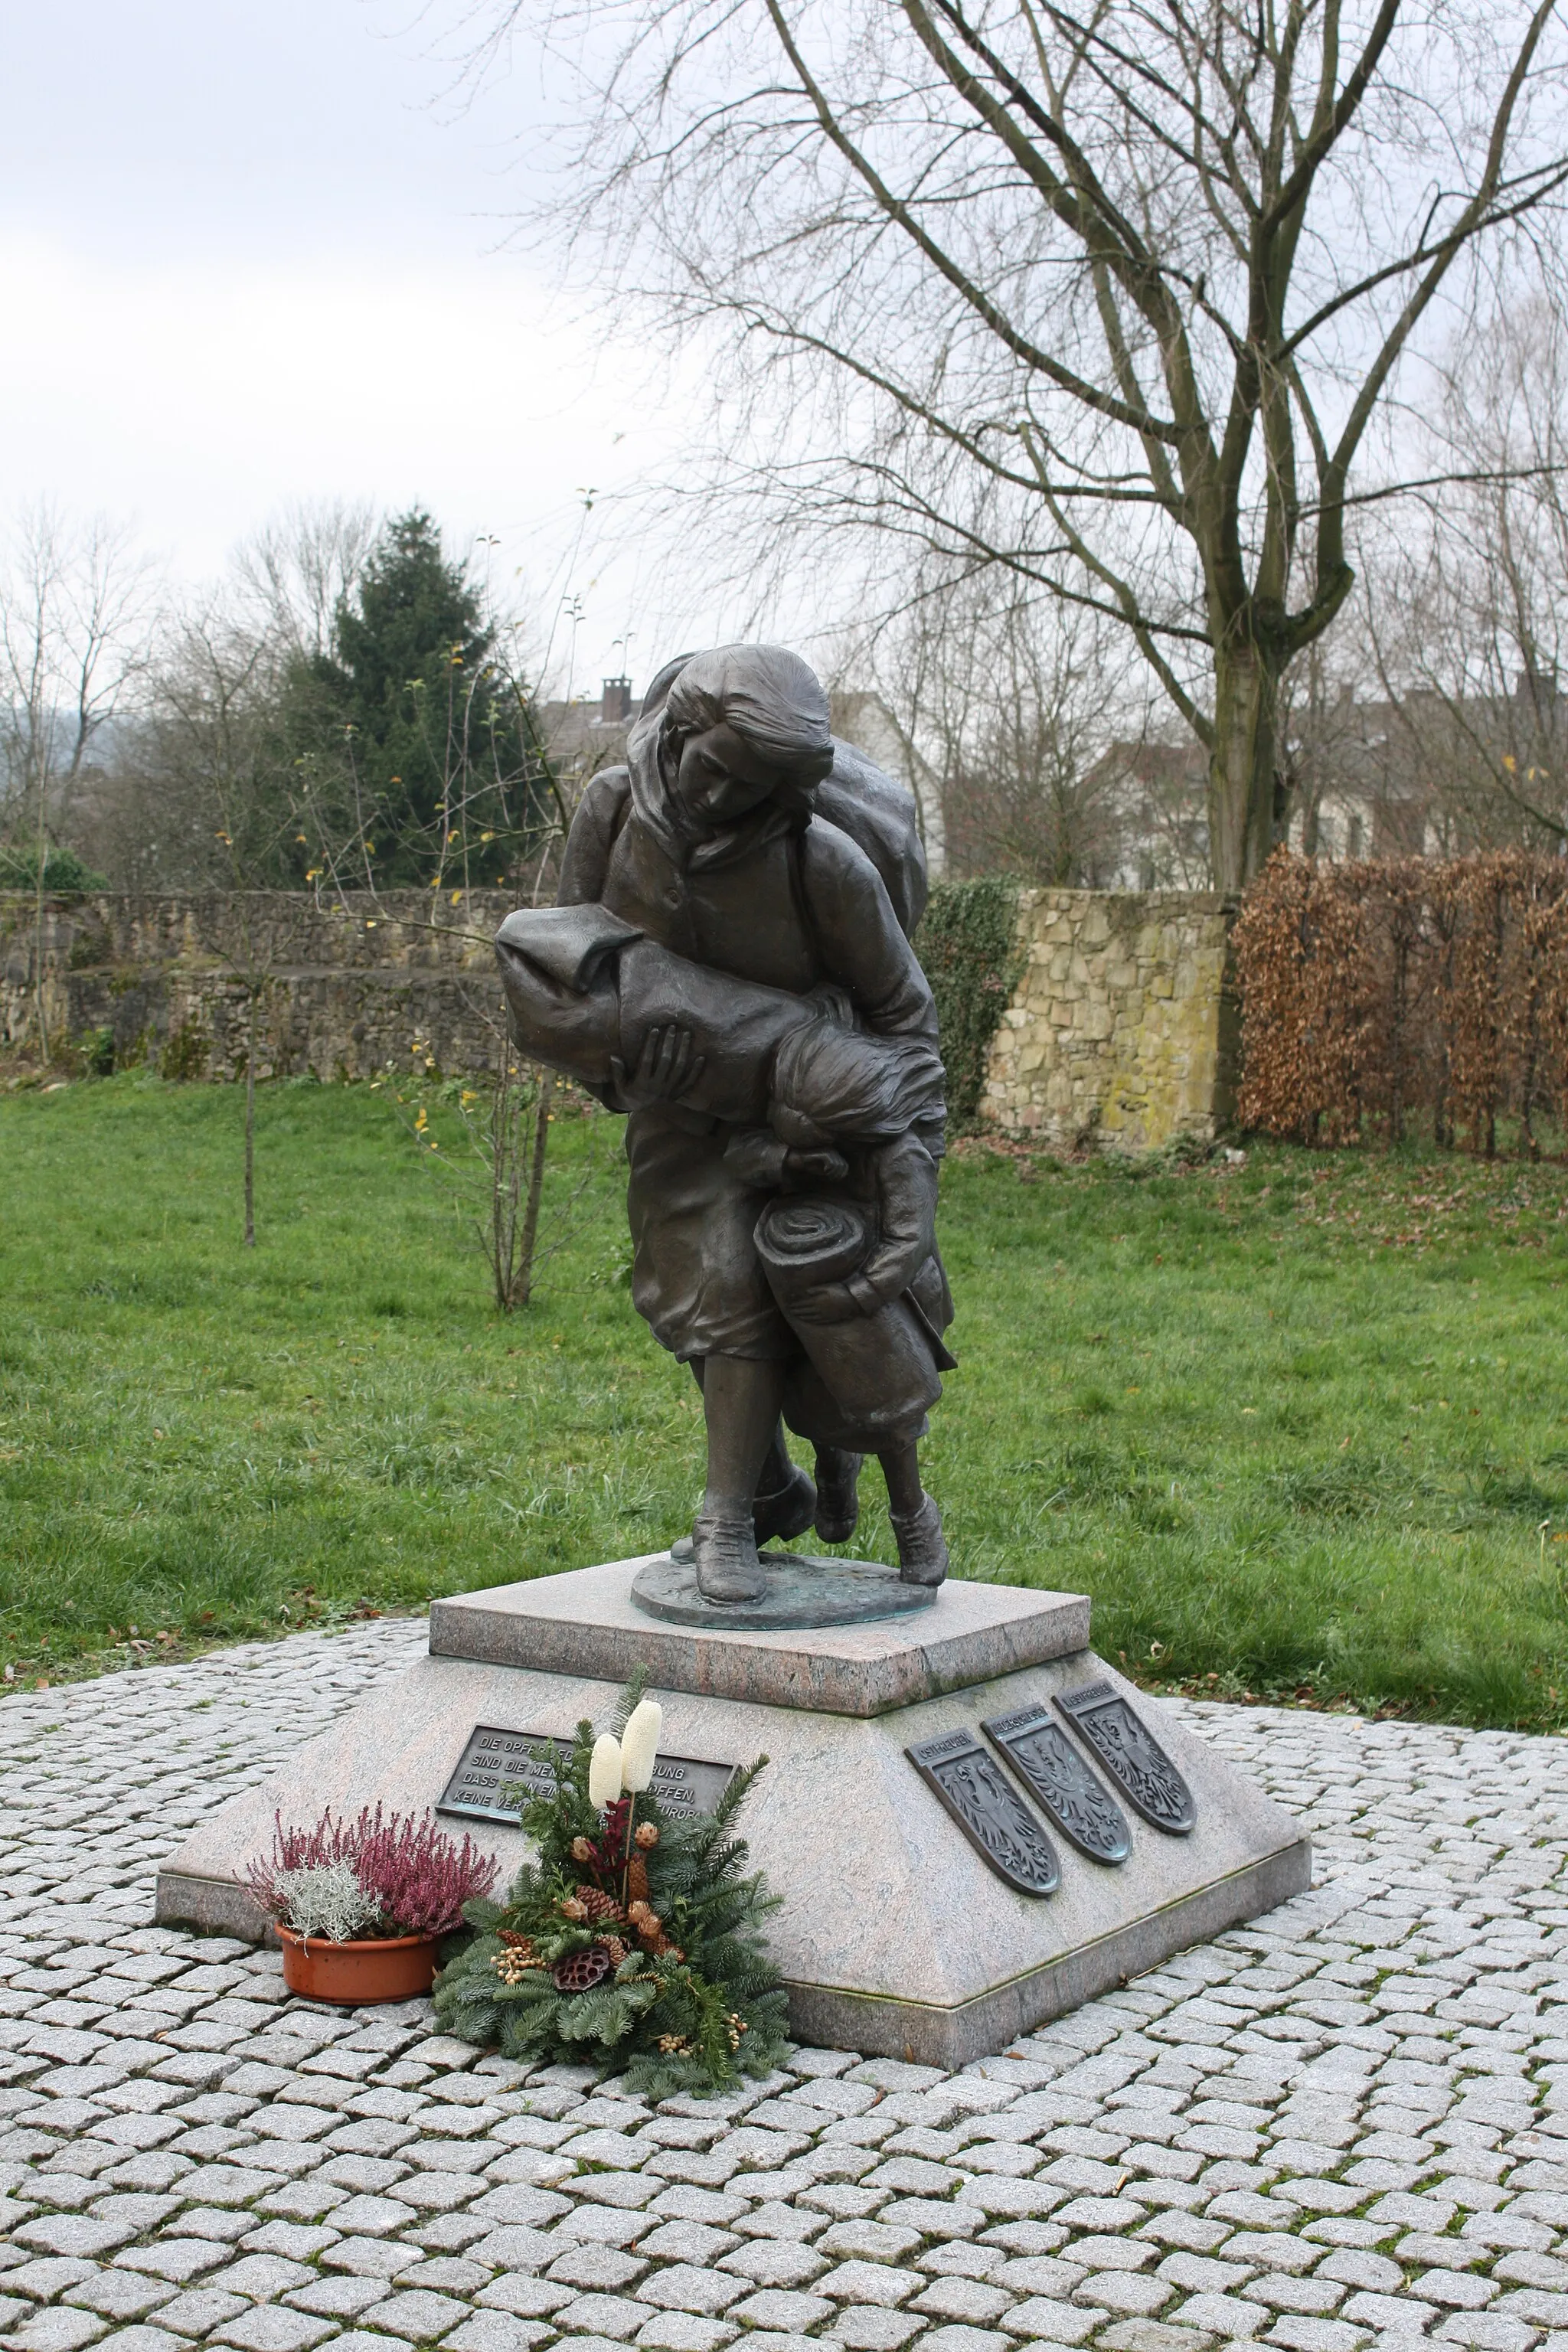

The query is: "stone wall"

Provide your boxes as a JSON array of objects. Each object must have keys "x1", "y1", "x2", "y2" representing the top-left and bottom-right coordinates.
[
  {"x1": 1, "y1": 891, "x2": 517, "y2": 1081},
  {"x1": 5, "y1": 885, "x2": 1240, "y2": 1152},
  {"x1": 980, "y1": 887, "x2": 1238, "y2": 1152}
]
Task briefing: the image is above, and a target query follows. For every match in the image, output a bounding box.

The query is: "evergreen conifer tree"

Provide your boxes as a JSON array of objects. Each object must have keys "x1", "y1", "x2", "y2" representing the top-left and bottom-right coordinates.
[{"x1": 287, "y1": 511, "x2": 549, "y2": 887}]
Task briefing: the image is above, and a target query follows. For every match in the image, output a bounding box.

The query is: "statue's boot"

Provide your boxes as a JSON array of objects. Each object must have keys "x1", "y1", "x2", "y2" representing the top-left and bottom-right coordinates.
[
  {"x1": 753, "y1": 1463, "x2": 817, "y2": 1548},
  {"x1": 813, "y1": 1448, "x2": 863, "y2": 1544},
  {"x1": 692, "y1": 1511, "x2": 769, "y2": 1605},
  {"x1": 890, "y1": 1493, "x2": 949, "y2": 1586}
]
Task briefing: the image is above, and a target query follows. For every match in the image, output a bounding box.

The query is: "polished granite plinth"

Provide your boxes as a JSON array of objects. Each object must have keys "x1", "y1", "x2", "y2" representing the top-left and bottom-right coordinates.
[{"x1": 155, "y1": 1558, "x2": 1308, "y2": 2066}]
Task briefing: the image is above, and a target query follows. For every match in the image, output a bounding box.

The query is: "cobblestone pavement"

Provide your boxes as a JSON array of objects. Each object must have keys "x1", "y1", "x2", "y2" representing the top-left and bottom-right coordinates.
[{"x1": 5, "y1": 1625, "x2": 1568, "y2": 2352}]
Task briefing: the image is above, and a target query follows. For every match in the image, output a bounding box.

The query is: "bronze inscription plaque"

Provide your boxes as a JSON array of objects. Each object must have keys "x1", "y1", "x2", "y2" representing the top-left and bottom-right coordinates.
[{"x1": 437, "y1": 1724, "x2": 737, "y2": 1828}]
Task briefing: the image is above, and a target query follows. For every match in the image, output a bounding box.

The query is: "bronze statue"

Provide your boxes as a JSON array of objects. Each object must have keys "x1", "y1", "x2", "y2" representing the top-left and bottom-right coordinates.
[{"x1": 496, "y1": 645, "x2": 955, "y2": 1607}]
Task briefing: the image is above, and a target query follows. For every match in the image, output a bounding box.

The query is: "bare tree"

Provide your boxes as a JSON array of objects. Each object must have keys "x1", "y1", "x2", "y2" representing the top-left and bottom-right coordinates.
[
  {"x1": 453, "y1": 0, "x2": 1568, "y2": 887},
  {"x1": 85, "y1": 506, "x2": 381, "y2": 893},
  {"x1": 861, "y1": 584, "x2": 1132, "y2": 880},
  {"x1": 1367, "y1": 296, "x2": 1568, "y2": 848},
  {"x1": 1276, "y1": 619, "x2": 1381, "y2": 855},
  {"x1": 132, "y1": 600, "x2": 305, "y2": 1244},
  {"x1": 231, "y1": 499, "x2": 380, "y2": 663},
  {"x1": 0, "y1": 505, "x2": 159, "y2": 1058}
]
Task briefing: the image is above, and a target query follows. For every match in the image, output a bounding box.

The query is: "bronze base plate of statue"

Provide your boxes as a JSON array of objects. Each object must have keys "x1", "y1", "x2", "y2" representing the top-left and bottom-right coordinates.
[{"x1": 632, "y1": 1543, "x2": 939, "y2": 1629}]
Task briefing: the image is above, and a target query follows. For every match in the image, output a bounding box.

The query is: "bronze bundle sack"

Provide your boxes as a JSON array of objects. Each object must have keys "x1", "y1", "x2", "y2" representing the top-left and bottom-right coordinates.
[{"x1": 754, "y1": 1194, "x2": 942, "y2": 1450}]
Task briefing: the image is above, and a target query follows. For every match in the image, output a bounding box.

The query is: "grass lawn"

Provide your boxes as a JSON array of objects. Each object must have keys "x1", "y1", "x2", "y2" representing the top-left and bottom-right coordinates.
[{"x1": 2, "y1": 1073, "x2": 1567, "y2": 1730}]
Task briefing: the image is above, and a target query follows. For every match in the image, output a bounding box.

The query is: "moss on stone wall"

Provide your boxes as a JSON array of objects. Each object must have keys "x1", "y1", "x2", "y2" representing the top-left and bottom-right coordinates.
[{"x1": 916, "y1": 877, "x2": 1026, "y2": 1132}]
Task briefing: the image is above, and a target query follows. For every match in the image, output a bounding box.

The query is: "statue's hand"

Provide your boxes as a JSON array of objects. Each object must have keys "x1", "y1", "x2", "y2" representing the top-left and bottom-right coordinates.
[
  {"x1": 786, "y1": 1279, "x2": 864, "y2": 1325},
  {"x1": 724, "y1": 1129, "x2": 791, "y2": 1187},
  {"x1": 610, "y1": 1024, "x2": 707, "y2": 1110},
  {"x1": 785, "y1": 1145, "x2": 849, "y2": 1182},
  {"x1": 725, "y1": 1132, "x2": 851, "y2": 1187}
]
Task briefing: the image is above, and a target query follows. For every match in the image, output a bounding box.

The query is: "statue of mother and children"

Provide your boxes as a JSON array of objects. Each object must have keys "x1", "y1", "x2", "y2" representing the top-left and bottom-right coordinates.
[{"x1": 495, "y1": 644, "x2": 956, "y2": 1609}]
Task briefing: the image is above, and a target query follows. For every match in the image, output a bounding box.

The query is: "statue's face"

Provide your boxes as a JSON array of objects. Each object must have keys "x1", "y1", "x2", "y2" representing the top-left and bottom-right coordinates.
[
  {"x1": 668, "y1": 718, "x2": 831, "y2": 833},
  {"x1": 669, "y1": 720, "x2": 786, "y2": 831}
]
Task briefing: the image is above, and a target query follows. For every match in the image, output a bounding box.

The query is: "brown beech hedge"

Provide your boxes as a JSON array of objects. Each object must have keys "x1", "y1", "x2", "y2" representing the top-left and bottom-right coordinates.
[{"x1": 1233, "y1": 849, "x2": 1568, "y2": 1155}]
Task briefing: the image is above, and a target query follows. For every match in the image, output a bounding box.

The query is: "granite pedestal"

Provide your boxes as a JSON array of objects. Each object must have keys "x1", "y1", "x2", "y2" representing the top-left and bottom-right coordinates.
[{"x1": 155, "y1": 1558, "x2": 1309, "y2": 2066}]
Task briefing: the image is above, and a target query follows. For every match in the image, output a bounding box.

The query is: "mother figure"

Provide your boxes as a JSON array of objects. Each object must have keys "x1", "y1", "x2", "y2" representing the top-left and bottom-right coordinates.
[{"x1": 523, "y1": 642, "x2": 954, "y2": 1606}]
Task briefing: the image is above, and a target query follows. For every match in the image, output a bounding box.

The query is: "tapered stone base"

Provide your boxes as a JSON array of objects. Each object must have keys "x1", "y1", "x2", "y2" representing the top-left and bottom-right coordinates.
[{"x1": 155, "y1": 1558, "x2": 1309, "y2": 2066}]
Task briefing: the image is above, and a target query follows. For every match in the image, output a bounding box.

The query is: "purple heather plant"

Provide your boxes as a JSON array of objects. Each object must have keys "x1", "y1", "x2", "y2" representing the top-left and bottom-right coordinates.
[{"x1": 247, "y1": 1805, "x2": 498, "y2": 1939}]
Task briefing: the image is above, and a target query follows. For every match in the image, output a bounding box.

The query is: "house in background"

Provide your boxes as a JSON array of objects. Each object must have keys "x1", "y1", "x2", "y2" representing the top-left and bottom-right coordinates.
[
  {"x1": 535, "y1": 676, "x2": 638, "y2": 802},
  {"x1": 1085, "y1": 739, "x2": 1214, "y2": 890},
  {"x1": 1066, "y1": 678, "x2": 1553, "y2": 889}
]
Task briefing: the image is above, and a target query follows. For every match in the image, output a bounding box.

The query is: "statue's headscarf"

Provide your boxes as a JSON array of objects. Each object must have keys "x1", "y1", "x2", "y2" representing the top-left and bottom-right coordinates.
[{"x1": 625, "y1": 643, "x2": 835, "y2": 867}]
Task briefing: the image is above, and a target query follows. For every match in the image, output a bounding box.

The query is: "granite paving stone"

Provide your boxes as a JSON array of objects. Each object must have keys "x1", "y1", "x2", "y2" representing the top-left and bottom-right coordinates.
[
  {"x1": 459, "y1": 2320, "x2": 565, "y2": 2352},
  {"x1": 60, "y1": 2273, "x2": 175, "y2": 2322},
  {"x1": 911, "y1": 2328, "x2": 1010, "y2": 2352},
  {"x1": 633, "y1": 2315, "x2": 737, "y2": 2352},
  {"x1": 826, "y1": 2312, "x2": 926, "y2": 2350},
  {"x1": 11, "y1": 1629, "x2": 1568, "y2": 2352},
  {"x1": 548, "y1": 2250, "x2": 648, "y2": 2295},
  {"x1": 149, "y1": 2289, "x2": 250, "y2": 2337},
  {"x1": 717, "y1": 2238, "x2": 828, "y2": 2288},
  {"x1": 906, "y1": 2278, "x2": 1014, "y2": 2324},
  {"x1": 632, "y1": 2269, "x2": 750, "y2": 2318},
  {"x1": 553, "y1": 2296, "x2": 648, "y2": 2341},
  {"x1": 207, "y1": 2308, "x2": 337, "y2": 2352},
  {"x1": 1165, "y1": 2294, "x2": 1271, "y2": 2339},
  {"x1": 729, "y1": 2293, "x2": 835, "y2": 2333},
  {"x1": 998, "y1": 2296, "x2": 1099, "y2": 2341},
  {"x1": 1, "y1": 2312, "x2": 110, "y2": 2352}
]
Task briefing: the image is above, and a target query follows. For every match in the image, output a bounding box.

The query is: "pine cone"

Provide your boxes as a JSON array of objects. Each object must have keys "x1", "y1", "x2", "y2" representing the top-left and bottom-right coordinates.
[
  {"x1": 634, "y1": 1822, "x2": 659, "y2": 1849},
  {"x1": 600, "y1": 1935, "x2": 629, "y2": 1968},
  {"x1": 559, "y1": 1895, "x2": 589, "y2": 1922},
  {"x1": 629, "y1": 1900, "x2": 676, "y2": 1956},
  {"x1": 626, "y1": 1854, "x2": 651, "y2": 1906},
  {"x1": 552, "y1": 1944, "x2": 612, "y2": 1994},
  {"x1": 575, "y1": 1884, "x2": 626, "y2": 1926}
]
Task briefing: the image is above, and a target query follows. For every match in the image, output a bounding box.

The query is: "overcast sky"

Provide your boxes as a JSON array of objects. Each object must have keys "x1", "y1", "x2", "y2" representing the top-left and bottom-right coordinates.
[{"x1": 0, "y1": 0, "x2": 682, "y2": 694}]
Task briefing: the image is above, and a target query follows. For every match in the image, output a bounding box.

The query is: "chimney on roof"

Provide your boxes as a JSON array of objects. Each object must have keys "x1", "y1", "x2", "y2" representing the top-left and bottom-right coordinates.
[
  {"x1": 1517, "y1": 665, "x2": 1560, "y2": 707},
  {"x1": 601, "y1": 676, "x2": 633, "y2": 725}
]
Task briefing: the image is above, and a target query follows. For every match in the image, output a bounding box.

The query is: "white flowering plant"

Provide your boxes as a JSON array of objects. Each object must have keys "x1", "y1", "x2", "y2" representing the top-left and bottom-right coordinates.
[
  {"x1": 433, "y1": 1672, "x2": 789, "y2": 2096},
  {"x1": 269, "y1": 1860, "x2": 381, "y2": 1943}
]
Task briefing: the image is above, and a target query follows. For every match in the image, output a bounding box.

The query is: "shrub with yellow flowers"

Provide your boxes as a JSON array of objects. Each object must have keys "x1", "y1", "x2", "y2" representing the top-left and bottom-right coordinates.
[{"x1": 433, "y1": 1674, "x2": 788, "y2": 2096}]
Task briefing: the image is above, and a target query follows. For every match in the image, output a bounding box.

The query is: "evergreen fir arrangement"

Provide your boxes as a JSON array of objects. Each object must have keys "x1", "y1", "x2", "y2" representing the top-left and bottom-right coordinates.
[{"x1": 434, "y1": 1677, "x2": 789, "y2": 2096}]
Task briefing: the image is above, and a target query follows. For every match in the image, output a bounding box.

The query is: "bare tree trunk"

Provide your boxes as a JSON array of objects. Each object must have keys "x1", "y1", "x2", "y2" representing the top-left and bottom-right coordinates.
[
  {"x1": 244, "y1": 988, "x2": 257, "y2": 1248},
  {"x1": 1390, "y1": 919, "x2": 1410, "y2": 1147},
  {"x1": 1208, "y1": 640, "x2": 1280, "y2": 892},
  {"x1": 31, "y1": 774, "x2": 48, "y2": 1067},
  {"x1": 514, "y1": 1073, "x2": 554, "y2": 1309}
]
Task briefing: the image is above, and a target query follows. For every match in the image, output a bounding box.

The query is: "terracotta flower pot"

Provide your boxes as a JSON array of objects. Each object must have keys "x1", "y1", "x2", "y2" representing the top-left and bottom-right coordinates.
[{"x1": 276, "y1": 1925, "x2": 438, "y2": 2005}]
